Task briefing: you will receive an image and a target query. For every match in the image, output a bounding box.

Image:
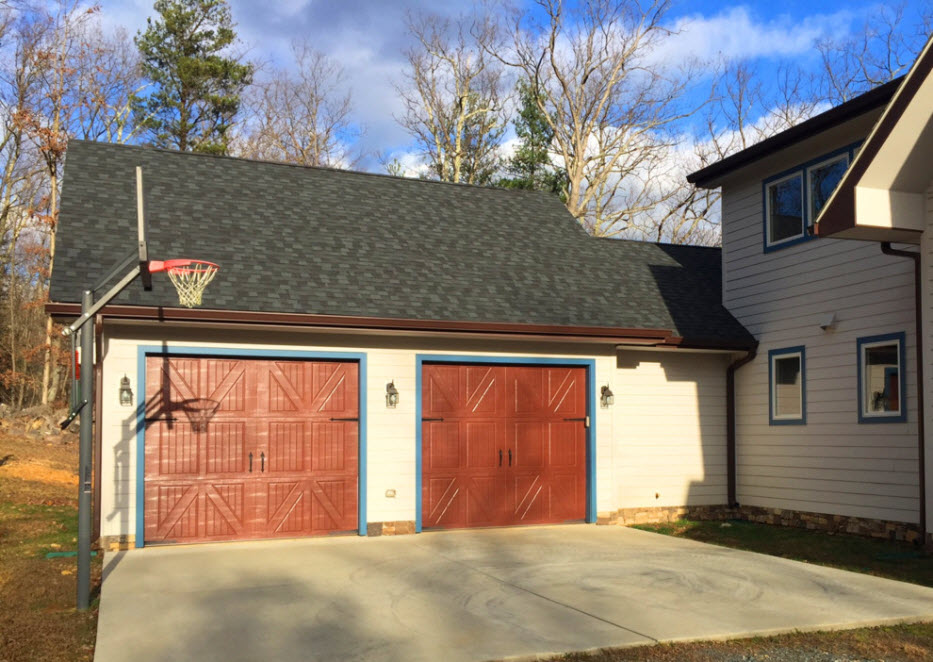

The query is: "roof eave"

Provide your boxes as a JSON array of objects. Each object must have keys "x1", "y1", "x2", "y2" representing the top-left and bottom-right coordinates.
[
  {"x1": 687, "y1": 77, "x2": 902, "y2": 189},
  {"x1": 45, "y1": 302, "x2": 757, "y2": 351}
]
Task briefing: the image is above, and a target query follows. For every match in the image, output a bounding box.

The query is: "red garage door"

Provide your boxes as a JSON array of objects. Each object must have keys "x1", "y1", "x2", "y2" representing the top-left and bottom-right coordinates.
[
  {"x1": 422, "y1": 364, "x2": 587, "y2": 529},
  {"x1": 143, "y1": 356, "x2": 358, "y2": 544}
]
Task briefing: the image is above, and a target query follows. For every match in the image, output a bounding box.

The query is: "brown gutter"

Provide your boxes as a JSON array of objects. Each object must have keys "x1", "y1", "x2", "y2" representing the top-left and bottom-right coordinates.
[
  {"x1": 880, "y1": 243, "x2": 926, "y2": 545},
  {"x1": 45, "y1": 302, "x2": 759, "y2": 349},
  {"x1": 727, "y1": 346, "x2": 758, "y2": 507}
]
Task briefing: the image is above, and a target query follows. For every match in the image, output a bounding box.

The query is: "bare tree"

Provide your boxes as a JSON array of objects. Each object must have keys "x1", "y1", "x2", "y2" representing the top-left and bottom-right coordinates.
[
  {"x1": 493, "y1": 0, "x2": 693, "y2": 237},
  {"x1": 237, "y1": 42, "x2": 361, "y2": 167},
  {"x1": 815, "y1": 2, "x2": 932, "y2": 104},
  {"x1": 396, "y1": 11, "x2": 507, "y2": 185}
]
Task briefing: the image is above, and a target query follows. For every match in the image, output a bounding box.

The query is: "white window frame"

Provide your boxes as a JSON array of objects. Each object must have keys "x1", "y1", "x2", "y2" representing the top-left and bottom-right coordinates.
[
  {"x1": 806, "y1": 152, "x2": 850, "y2": 223},
  {"x1": 769, "y1": 347, "x2": 805, "y2": 424},
  {"x1": 858, "y1": 335, "x2": 905, "y2": 422},
  {"x1": 764, "y1": 172, "x2": 805, "y2": 249}
]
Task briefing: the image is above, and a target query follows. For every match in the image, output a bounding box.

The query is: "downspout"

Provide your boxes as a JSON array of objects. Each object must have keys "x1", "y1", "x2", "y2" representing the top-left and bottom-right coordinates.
[
  {"x1": 727, "y1": 345, "x2": 758, "y2": 507},
  {"x1": 880, "y1": 242, "x2": 926, "y2": 545}
]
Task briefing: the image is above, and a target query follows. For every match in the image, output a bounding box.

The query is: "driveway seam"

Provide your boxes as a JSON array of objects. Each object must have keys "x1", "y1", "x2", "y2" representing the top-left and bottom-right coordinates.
[{"x1": 422, "y1": 545, "x2": 661, "y2": 645}]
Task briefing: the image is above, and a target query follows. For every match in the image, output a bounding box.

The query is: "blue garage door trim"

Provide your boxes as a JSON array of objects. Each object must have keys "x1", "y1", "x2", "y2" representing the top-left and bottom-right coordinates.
[
  {"x1": 415, "y1": 354, "x2": 597, "y2": 532},
  {"x1": 135, "y1": 345, "x2": 368, "y2": 548}
]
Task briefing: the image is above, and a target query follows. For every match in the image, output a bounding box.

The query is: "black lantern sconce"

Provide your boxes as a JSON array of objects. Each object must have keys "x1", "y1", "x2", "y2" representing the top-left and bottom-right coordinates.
[
  {"x1": 386, "y1": 380, "x2": 399, "y2": 408},
  {"x1": 600, "y1": 384, "x2": 614, "y2": 408},
  {"x1": 119, "y1": 374, "x2": 134, "y2": 407}
]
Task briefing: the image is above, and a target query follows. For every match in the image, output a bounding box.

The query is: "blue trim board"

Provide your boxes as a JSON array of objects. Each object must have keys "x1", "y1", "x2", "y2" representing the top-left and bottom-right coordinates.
[
  {"x1": 762, "y1": 141, "x2": 860, "y2": 254},
  {"x1": 768, "y1": 346, "x2": 806, "y2": 426},
  {"x1": 857, "y1": 332, "x2": 907, "y2": 424},
  {"x1": 134, "y1": 345, "x2": 368, "y2": 548},
  {"x1": 414, "y1": 354, "x2": 598, "y2": 532}
]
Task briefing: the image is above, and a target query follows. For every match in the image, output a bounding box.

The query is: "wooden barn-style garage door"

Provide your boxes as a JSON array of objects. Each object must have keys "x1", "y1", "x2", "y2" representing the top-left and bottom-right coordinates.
[
  {"x1": 143, "y1": 356, "x2": 359, "y2": 544},
  {"x1": 421, "y1": 364, "x2": 587, "y2": 529}
]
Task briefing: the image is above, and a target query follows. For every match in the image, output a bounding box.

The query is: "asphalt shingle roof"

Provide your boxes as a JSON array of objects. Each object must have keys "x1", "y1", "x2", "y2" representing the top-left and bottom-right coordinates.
[{"x1": 50, "y1": 141, "x2": 754, "y2": 347}]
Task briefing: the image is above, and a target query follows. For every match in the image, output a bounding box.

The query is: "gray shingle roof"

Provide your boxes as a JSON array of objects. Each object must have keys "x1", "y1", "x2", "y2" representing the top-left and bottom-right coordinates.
[{"x1": 50, "y1": 141, "x2": 753, "y2": 347}]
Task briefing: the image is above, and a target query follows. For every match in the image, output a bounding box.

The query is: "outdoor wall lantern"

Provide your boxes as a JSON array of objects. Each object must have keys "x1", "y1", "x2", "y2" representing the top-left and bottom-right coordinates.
[
  {"x1": 386, "y1": 380, "x2": 400, "y2": 408},
  {"x1": 119, "y1": 375, "x2": 133, "y2": 407},
  {"x1": 600, "y1": 384, "x2": 615, "y2": 408}
]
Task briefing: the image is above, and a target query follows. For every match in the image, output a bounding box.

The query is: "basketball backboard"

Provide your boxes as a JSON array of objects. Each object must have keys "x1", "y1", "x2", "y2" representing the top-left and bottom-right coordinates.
[{"x1": 137, "y1": 166, "x2": 152, "y2": 290}]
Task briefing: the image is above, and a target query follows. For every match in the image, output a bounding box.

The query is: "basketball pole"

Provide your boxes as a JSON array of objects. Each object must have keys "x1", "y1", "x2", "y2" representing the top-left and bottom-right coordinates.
[{"x1": 77, "y1": 289, "x2": 94, "y2": 610}]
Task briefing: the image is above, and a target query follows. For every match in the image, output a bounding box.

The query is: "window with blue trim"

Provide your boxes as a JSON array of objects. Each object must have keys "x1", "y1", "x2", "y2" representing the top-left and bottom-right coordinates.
[
  {"x1": 857, "y1": 332, "x2": 906, "y2": 423},
  {"x1": 769, "y1": 346, "x2": 805, "y2": 425},
  {"x1": 763, "y1": 144, "x2": 857, "y2": 252}
]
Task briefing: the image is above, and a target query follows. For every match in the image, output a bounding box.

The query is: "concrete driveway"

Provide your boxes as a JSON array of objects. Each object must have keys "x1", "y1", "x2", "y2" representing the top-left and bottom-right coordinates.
[{"x1": 94, "y1": 525, "x2": 933, "y2": 662}]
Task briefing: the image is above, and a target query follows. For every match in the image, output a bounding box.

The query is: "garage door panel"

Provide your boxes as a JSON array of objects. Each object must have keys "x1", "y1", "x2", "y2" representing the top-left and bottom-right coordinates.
[
  {"x1": 424, "y1": 476, "x2": 460, "y2": 526},
  {"x1": 464, "y1": 366, "x2": 502, "y2": 415},
  {"x1": 548, "y1": 422, "x2": 582, "y2": 467},
  {"x1": 423, "y1": 421, "x2": 460, "y2": 470},
  {"x1": 145, "y1": 357, "x2": 359, "y2": 545},
  {"x1": 466, "y1": 476, "x2": 503, "y2": 526},
  {"x1": 465, "y1": 421, "x2": 499, "y2": 468},
  {"x1": 512, "y1": 422, "x2": 546, "y2": 468},
  {"x1": 267, "y1": 421, "x2": 305, "y2": 472},
  {"x1": 204, "y1": 422, "x2": 246, "y2": 474},
  {"x1": 424, "y1": 365, "x2": 460, "y2": 415}
]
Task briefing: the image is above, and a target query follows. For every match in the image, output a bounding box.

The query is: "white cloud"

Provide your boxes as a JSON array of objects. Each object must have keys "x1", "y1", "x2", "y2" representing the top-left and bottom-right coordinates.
[{"x1": 656, "y1": 5, "x2": 856, "y2": 66}]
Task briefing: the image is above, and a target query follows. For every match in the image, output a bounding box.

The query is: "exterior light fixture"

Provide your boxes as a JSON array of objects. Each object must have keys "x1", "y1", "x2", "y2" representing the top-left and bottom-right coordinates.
[
  {"x1": 386, "y1": 380, "x2": 399, "y2": 408},
  {"x1": 119, "y1": 375, "x2": 133, "y2": 406},
  {"x1": 600, "y1": 385, "x2": 614, "y2": 408}
]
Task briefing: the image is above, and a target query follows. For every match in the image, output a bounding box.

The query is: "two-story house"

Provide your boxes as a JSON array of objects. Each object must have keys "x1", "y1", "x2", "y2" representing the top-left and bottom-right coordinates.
[{"x1": 689, "y1": 35, "x2": 933, "y2": 547}]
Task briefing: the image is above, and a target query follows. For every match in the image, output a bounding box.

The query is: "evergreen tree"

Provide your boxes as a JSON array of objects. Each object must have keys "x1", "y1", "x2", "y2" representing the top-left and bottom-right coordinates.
[
  {"x1": 133, "y1": 0, "x2": 252, "y2": 154},
  {"x1": 498, "y1": 79, "x2": 567, "y2": 199}
]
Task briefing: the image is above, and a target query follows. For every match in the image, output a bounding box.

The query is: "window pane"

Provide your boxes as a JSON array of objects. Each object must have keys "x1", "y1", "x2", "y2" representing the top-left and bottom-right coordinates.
[
  {"x1": 774, "y1": 355, "x2": 801, "y2": 417},
  {"x1": 809, "y1": 156, "x2": 848, "y2": 218},
  {"x1": 865, "y1": 344, "x2": 899, "y2": 413},
  {"x1": 768, "y1": 175, "x2": 803, "y2": 244}
]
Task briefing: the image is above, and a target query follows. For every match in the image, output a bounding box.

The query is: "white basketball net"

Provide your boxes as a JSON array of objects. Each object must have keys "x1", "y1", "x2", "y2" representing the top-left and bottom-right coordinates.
[{"x1": 167, "y1": 261, "x2": 218, "y2": 308}]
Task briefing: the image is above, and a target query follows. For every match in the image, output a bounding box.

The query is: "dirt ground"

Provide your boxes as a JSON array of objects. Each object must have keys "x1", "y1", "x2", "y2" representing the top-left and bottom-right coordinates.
[{"x1": 0, "y1": 430, "x2": 101, "y2": 662}]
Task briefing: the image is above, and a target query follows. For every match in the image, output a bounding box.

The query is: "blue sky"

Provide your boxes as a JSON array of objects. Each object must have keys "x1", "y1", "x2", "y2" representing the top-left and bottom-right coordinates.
[{"x1": 97, "y1": 0, "x2": 933, "y2": 170}]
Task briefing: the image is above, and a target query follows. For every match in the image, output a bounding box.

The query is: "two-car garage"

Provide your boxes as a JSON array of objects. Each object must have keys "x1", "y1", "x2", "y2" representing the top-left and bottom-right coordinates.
[{"x1": 142, "y1": 355, "x2": 591, "y2": 546}]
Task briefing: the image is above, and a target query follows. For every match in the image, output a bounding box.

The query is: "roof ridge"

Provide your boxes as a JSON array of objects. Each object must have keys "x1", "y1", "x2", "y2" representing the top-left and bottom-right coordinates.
[{"x1": 68, "y1": 139, "x2": 564, "y2": 198}]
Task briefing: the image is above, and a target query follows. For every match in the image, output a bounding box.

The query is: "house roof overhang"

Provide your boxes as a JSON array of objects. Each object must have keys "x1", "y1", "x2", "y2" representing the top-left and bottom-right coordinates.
[
  {"x1": 686, "y1": 77, "x2": 902, "y2": 189},
  {"x1": 45, "y1": 302, "x2": 757, "y2": 351},
  {"x1": 815, "y1": 35, "x2": 933, "y2": 244}
]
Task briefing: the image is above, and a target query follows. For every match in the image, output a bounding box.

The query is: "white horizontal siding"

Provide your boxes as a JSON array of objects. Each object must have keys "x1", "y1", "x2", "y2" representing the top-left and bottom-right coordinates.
[
  {"x1": 613, "y1": 350, "x2": 729, "y2": 509},
  {"x1": 721, "y1": 116, "x2": 921, "y2": 525}
]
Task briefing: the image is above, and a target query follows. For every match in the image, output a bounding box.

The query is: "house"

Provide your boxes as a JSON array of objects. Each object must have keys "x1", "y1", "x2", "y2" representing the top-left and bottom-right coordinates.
[
  {"x1": 49, "y1": 141, "x2": 754, "y2": 547},
  {"x1": 49, "y1": 34, "x2": 933, "y2": 550},
  {"x1": 688, "y1": 35, "x2": 933, "y2": 547}
]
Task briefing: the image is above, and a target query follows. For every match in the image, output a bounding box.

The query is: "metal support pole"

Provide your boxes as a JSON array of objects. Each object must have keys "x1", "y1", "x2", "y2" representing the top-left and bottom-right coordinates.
[{"x1": 77, "y1": 289, "x2": 94, "y2": 610}]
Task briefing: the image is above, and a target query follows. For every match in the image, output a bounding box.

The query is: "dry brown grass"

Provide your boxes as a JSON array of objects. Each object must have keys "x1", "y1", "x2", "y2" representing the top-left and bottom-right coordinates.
[
  {"x1": 0, "y1": 430, "x2": 101, "y2": 662},
  {"x1": 553, "y1": 622, "x2": 933, "y2": 661}
]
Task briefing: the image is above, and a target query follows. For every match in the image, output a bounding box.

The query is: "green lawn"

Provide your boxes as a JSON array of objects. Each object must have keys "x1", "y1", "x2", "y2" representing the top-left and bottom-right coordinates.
[{"x1": 632, "y1": 518, "x2": 933, "y2": 587}]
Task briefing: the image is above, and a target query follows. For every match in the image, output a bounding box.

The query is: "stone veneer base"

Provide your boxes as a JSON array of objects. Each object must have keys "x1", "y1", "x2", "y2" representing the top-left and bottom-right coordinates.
[{"x1": 597, "y1": 504, "x2": 927, "y2": 545}]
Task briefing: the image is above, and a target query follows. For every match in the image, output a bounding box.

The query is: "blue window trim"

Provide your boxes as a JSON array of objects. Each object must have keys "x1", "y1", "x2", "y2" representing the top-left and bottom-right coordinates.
[
  {"x1": 414, "y1": 354, "x2": 597, "y2": 532},
  {"x1": 768, "y1": 346, "x2": 806, "y2": 425},
  {"x1": 762, "y1": 142, "x2": 860, "y2": 253},
  {"x1": 135, "y1": 345, "x2": 368, "y2": 548},
  {"x1": 856, "y1": 332, "x2": 907, "y2": 424}
]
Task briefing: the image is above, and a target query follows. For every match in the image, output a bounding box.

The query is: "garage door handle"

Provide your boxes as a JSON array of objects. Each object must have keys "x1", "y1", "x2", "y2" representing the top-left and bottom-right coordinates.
[
  {"x1": 248, "y1": 452, "x2": 253, "y2": 473},
  {"x1": 499, "y1": 449, "x2": 502, "y2": 466},
  {"x1": 422, "y1": 417, "x2": 444, "y2": 422},
  {"x1": 260, "y1": 452, "x2": 265, "y2": 473},
  {"x1": 508, "y1": 449, "x2": 512, "y2": 467}
]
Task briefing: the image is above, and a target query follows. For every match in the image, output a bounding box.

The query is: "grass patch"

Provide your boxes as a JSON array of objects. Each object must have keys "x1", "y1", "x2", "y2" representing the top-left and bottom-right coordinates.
[
  {"x1": 550, "y1": 621, "x2": 933, "y2": 661},
  {"x1": 632, "y1": 518, "x2": 933, "y2": 587},
  {"x1": 0, "y1": 432, "x2": 100, "y2": 661}
]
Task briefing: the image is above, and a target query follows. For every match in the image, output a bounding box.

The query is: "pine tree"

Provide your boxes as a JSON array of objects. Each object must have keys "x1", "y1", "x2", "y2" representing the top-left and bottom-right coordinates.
[
  {"x1": 133, "y1": 0, "x2": 252, "y2": 154},
  {"x1": 497, "y1": 79, "x2": 567, "y2": 199}
]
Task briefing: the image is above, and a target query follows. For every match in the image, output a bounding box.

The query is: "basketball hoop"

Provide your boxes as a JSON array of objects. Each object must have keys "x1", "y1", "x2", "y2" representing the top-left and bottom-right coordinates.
[{"x1": 149, "y1": 259, "x2": 219, "y2": 308}]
